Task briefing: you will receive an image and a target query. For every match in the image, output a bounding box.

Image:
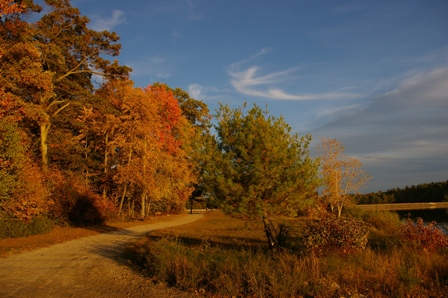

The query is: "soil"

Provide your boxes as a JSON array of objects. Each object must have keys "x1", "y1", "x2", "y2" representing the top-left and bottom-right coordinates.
[{"x1": 0, "y1": 213, "x2": 203, "y2": 298}]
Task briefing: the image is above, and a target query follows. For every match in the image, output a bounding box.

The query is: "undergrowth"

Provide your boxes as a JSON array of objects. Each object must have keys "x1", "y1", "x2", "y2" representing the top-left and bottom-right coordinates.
[
  {"x1": 0, "y1": 213, "x2": 54, "y2": 239},
  {"x1": 124, "y1": 211, "x2": 448, "y2": 297}
]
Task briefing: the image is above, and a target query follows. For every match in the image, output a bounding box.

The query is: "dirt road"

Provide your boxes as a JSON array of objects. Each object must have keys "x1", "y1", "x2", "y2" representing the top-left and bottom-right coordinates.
[{"x1": 0, "y1": 214, "x2": 203, "y2": 298}]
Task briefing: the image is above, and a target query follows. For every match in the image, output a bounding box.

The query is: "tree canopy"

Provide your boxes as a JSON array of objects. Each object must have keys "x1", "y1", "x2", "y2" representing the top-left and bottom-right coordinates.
[
  {"x1": 0, "y1": 0, "x2": 200, "y2": 223},
  {"x1": 207, "y1": 103, "x2": 319, "y2": 219}
]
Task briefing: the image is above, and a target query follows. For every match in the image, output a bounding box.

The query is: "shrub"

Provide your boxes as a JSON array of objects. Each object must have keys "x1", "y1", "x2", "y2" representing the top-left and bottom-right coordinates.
[
  {"x1": 0, "y1": 213, "x2": 54, "y2": 239},
  {"x1": 0, "y1": 120, "x2": 50, "y2": 221},
  {"x1": 27, "y1": 215, "x2": 54, "y2": 235},
  {"x1": 343, "y1": 205, "x2": 366, "y2": 220},
  {"x1": 5, "y1": 161, "x2": 50, "y2": 221},
  {"x1": 363, "y1": 211, "x2": 401, "y2": 233},
  {"x1": 303, "y1": 215, "x2": 370, "y2": 255},
  {"x1": 49, "y1": 174, "x2": 117, "y2": 226},
  {"x1": 396, "y1": 217, "x2": 448, "y2": 254}
]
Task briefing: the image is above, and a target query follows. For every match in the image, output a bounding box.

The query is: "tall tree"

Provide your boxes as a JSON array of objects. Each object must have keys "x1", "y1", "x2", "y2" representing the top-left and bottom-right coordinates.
[
  {"x1": 160, "y1": 84, "x2": 214, "y2": 209},
  {"x1": 94, "y1": 80, "x2": 195, "y2": 217},
  {"x1": 207, "y1": 103, "x2": 319, "y2": 249},
  {"x1": 2, "y1": 0, "x2": 130, "y2": 170},
  {"x1": 317, "y1": 137, "x2": 371, "y2": 217},
  {"x1": 0, "y1": 0, "x2": 54, "y2": 136},
  {"x1": 1, "y1": 0, "x2": 51, "y2": 219}
]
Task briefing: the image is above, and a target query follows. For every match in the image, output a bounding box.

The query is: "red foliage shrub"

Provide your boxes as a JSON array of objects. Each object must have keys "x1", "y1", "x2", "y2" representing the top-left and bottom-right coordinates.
[
  {"x1": 396, "y1": 217, "x2": 448, "y2": 254},
  {"x1": 48, "y1": 172, "x2": 117, "y2": 225}
]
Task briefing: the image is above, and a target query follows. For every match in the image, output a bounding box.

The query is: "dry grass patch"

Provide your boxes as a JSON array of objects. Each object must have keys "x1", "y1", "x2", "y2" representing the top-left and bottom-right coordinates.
[
  {"x1": 125, "y1": 211, "x2": 448, "y2": 298},
  {"x1": 146, "y1": 211, "x2": 269, "y2": 249}
]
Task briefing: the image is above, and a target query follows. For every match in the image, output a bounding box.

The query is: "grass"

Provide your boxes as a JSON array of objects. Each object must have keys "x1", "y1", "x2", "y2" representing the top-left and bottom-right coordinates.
[{"x1": 125, "y1": 211, "x2": 448, "y2": 298}]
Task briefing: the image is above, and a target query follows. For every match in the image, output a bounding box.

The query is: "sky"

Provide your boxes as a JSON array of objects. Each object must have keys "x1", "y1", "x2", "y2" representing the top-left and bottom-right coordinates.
[{"x1": 66, "y1": 0, "x2": 448, "y2": 193}]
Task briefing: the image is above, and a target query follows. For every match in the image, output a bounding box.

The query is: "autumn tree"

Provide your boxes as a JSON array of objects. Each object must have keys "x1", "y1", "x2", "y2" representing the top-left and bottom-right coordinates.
[
  {"x1": 0, "y1": 0, "x2": 50, "y2": 220},
  {"x1": 317, "y1": 138, "x2": 371, "y2": 217},
  {"x1": 207, "y1": 103, "x2": 319, "y2": 249},
  {"x1": 161, "y1": 84, "x2": 214, "y2": 210},
  {"x1": 1, "y1": 0, "x2": 130, "y2": 171},
  {"x1": 76, "y1": 102, "x2": 121, "y2": 198},
  {"x1": 91, "y1": 80, "x2": 195, "y2": 217},
  {"x1": 36, "y1": 0, "x2": 131, "y2": 170},
  {"x1": 0, "y1": 0, "x2": 54, "y2": 133}
]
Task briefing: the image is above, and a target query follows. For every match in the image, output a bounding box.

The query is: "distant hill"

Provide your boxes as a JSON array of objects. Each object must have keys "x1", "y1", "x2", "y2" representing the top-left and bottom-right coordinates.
[{"x1": 356, "y1": 180, "x2": 448, "y2": 204}]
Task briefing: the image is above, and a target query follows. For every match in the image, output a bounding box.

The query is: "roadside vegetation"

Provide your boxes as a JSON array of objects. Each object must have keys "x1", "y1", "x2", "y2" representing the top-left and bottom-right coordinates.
[
  {"x1": 125, "y1": 210, "x2": 448, "y2": 298},
  {"x1": 1, "y1": 0, "x2": 209, "y2": 238},
  {"x1": 2, "y1": 2, "x2": 448, "y2": 296}
]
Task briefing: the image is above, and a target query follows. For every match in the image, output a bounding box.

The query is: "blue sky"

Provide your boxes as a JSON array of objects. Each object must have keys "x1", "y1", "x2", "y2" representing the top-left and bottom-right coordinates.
[{"x1": 69, "y1": 0, "x2": 448, "y2": 193}]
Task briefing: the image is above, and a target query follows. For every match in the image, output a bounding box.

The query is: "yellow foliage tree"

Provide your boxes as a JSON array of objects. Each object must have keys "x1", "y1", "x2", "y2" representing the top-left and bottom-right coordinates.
[{"x1": 317, "y1": 138, "x2": 371, "y2": 217}]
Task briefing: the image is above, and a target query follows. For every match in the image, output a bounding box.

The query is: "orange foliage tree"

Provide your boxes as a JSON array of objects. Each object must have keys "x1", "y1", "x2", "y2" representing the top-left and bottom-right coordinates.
[
  {"x1": 2, "y1": 0, "x2": 130, "y2": 171},
  {"x1": 85, "y1": 80, "x2": 195, "y2": 217},
  {"x1": 1, "y1": 0, "x2": 202, "y2": 224},
  {"x1": 0, "y1": 1, "x2": 50, "y2": 220}
]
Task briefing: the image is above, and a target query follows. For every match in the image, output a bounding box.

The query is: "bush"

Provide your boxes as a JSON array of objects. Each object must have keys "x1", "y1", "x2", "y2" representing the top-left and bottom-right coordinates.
[
  {"x1": 363, "y1": 211, "x2": 401, "y2": 233},
  {"x1": 303, "y1": 215, "x2": 370, "y2": 255},
  {"x1": 396, "y1": 217, "x2": 448, "y2": 254},
  {"x1": 0, "y1": 214, "x2": 54, "y2": 239},
  {"x1": 343, "y1": 205, "x2": 366, "y2": 220},
  {"x1": 49, "y1": 174, "x2": 117, "y2": 226}
]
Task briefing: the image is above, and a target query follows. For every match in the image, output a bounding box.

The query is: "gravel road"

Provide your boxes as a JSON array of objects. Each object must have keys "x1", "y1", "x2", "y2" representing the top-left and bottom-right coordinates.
[{"x1": 0, "y1": 214, "x2": 203, "y2": 298}]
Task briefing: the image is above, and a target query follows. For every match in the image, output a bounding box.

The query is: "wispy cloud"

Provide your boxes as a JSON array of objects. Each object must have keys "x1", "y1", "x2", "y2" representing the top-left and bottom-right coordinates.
[
  {"x1": 188, "y1": 83, "x2": 205, "y2": 99},
  {"x1": 228, "y1": 50, "x2": 361, "y2": 101},
  {"x1": 310, "y1": 66, "x2": 448, "y2": 191},
  {"x1": 90, "y1": 10, "x2": 126, "y2": 31},
  {"x1": 188, "y1": 83, "x2": 229, "y2": 102},
  {"x1": 317, "y1": 103, "x2": 363, "y2": 117}
]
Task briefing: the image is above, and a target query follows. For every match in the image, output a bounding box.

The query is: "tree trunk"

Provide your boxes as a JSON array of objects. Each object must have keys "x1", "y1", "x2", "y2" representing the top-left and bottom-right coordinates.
[
  {"x1": 118, "y1": 183, "x2": 128, "y2": 214},
  {"x1": 131, "y1": 199, "x2": 135, "y2": 218},
  {"x1": 263, "y1": 215, "x2": 278, "y2": 250},
  {"x1": 40, "y1": 123, "x2": 50, "y2": 171},
  {"x1": 140, "y1": 136, "x2": 148, "y2": 219},
  {"x1": 118, "y1": 148, "x2": 133, "y2": 215},
  {"x1": 102, "y1": 134, "x2": 108, "y2": 199},
  {"x1": 84, "y1": 135, "x2": 89, "y2": 187},
  {"x1": 145, "y1": 200, "x2": 151, "y2": 216},
  {"x1": 39, "y1": 102, "x2": 70, "y2": 171},
  {"x1": 337, "y1": 203, "x2": 343, "y2": 218},
  {"x1": 141, "y1": 192, "x2": 146, "y2": 218}
]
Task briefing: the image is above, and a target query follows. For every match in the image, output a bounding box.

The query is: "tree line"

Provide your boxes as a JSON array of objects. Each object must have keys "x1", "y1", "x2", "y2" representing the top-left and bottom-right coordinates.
[
  {"x1": 1, "y1": 0, "x2": 371, "y2": 235},
  {"x1": 356, "y1": 180, "x2": 448, "y2": 204},
  {"x1": 1, "y1": 0, "x2": 212, "y2": 224}
]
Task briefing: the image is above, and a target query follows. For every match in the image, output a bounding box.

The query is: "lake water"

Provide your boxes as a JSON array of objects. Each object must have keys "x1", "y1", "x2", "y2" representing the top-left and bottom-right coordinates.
[
  {"x1": 395, "y1": 208, "x2": 448, "y2": 234},
  {"x1": 395, "y1": 208, "x2": 448, "y2": 222}
]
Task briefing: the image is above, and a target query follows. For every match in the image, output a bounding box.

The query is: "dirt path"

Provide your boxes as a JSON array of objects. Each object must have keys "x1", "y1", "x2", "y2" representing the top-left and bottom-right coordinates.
[{"x1": 0, "y1": 214, "x2": 203, "y2": 298}]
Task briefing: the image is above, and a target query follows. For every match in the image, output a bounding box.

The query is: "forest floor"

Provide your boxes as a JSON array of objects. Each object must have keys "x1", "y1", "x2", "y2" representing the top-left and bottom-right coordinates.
[{"x1": 0, "y1": 213, "x2": 203, "y2": 298}]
